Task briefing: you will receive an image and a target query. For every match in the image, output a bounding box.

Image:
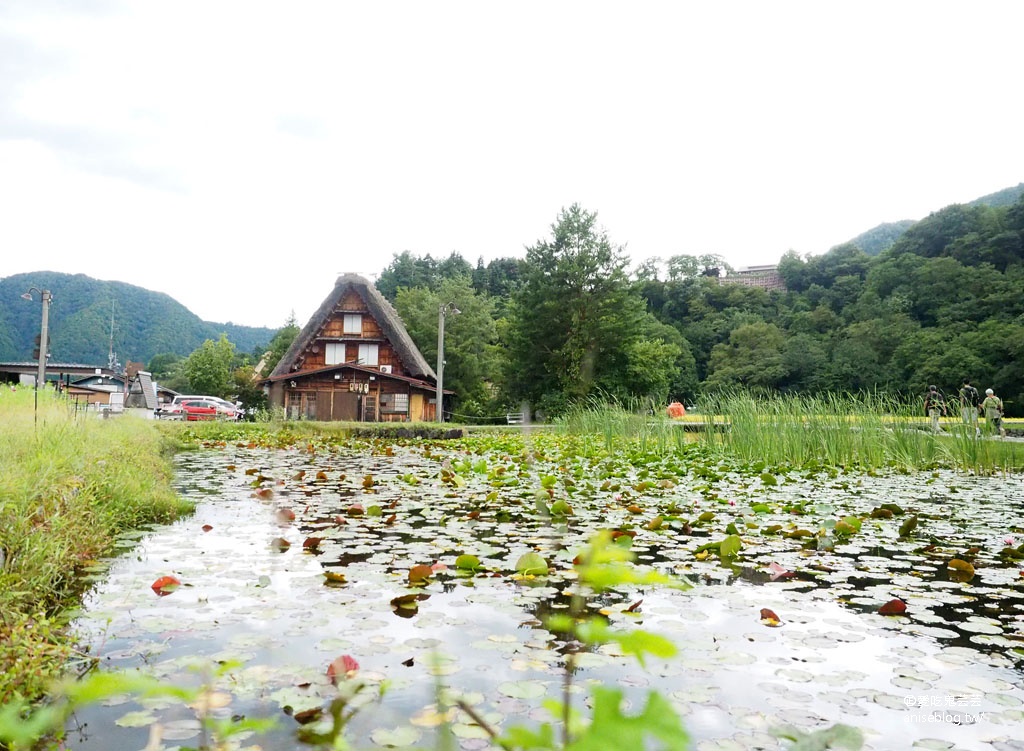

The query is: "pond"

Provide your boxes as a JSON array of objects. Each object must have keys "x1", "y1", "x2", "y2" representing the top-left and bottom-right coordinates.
[{"x1": 67, "y1": 435, "x2": 1024, "y2": 750}]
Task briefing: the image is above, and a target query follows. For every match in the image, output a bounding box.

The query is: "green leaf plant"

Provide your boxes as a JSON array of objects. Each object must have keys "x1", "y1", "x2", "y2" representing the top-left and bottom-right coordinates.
[{"x1": 474, "y1": 531, "x2": 692, "y2": 750}]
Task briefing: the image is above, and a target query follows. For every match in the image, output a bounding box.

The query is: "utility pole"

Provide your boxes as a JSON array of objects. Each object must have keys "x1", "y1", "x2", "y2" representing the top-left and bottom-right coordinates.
[
  {"x1": 21, "y1": 287, "x2": 52, "y2": 425},
  {"x1": 435, "y1": 302, "x2": 460, "y2": 422}
]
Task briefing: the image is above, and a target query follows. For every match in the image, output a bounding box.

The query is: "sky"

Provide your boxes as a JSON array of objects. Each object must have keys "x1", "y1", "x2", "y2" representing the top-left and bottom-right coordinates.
[{"x1": 2, "y1": 1, "x2": 1022, "y2": 330}]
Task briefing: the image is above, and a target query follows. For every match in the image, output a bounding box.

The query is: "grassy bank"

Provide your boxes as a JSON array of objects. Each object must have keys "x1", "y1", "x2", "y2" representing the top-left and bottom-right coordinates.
[{"x1": 0, "y1": 388, "x2": 192, "y2": 703}]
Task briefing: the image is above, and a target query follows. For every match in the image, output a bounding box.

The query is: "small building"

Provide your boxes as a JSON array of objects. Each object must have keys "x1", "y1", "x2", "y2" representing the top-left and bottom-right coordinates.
[
  {"x1": 264, "y1": 274, "x2": 441, "y2": 422},
  {"x1": 717, "y1": 264, "x2": 787, "y2": 291}
]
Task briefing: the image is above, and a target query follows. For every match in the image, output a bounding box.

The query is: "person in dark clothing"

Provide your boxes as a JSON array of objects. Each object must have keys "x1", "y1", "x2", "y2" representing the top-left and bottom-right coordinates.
[
  {"x1": 924, "y1": 385, "x2": 946, "y2": 432},
  {"x1": 958, "y1": 379, "x2": 980, "y2": 437}
]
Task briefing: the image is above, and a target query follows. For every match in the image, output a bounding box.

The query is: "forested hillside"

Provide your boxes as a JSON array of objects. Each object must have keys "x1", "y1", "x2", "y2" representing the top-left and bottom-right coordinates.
[
  {"x1": 377, "y1": 193, "x2": 1024, "y2": 419},
  {"x1": 5, "y1": 185, "x2": 1021, "y2": 421},
  {"x1": 0, "y1": 272, "x2": 275, "y2": 366}
]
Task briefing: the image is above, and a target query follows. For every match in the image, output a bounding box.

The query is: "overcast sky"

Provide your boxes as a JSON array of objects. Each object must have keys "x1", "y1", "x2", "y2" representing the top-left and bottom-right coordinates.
[{"x1": 3, "y1": 1, "x2": 1022, "y2": 330}]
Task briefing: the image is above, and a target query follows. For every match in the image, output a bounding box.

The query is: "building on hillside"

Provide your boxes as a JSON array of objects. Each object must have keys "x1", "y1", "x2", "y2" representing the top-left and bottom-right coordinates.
[
  {"x1": 717, "y1": 264, "x2": 787, "y2": 292},
  {"x1": 263, "y1": 274, "x2": 442, "y2": 422}
]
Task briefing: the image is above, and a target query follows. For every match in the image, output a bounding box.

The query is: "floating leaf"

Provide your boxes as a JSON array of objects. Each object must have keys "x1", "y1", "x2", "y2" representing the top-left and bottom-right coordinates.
[
  {"x1": 150, "y1": 575, "x2": 181, "y2": 596},
  {"x1": 455, "y1": 554, "x2": 482, "y2": 572},
  {"x1": 323, "y1": 571, "x2": 347, "y2": 586},
  {"x1": 719, "y1": 534, "x2": 742, "y2": 560},
  {"x1": 276, "y1": 507, "x2": 296, "y2": 523},
  {"x1": 899, "y1": 515, "x2": 919, "y2": 538},
  {"x1": 391, "y1": 593, "x2": 429, "y2": 617},
  {"x1": 768, "y1": 562, "x2": 795, "y2": 581},
  {"x1": 947, "y1": 558, "x2": 975, "y2": 582},
  {"x1": 551, "y1": 500, "x2": 573, "y2": 516},
  {"x1": 759, "y1": 608, "x2": 783, "y2": 627},
  {"x1": 408, "y1": 564, "x2": 433, "y2": 584},
  {"x1": 201, "y1": 524, "x2": 213, "y2": 533},
  {"x1": 370, "y1": 727, "x2": 421, "y2": 747},
  {"x1": 302, "y1": 537, "x2": 323, "y2": 551},
  {"x1": 515, "y1": 552, "x2": 549, "y2": 575},
  {"x1": 878, "y1": 598, "x2": 907, "y2": 615},
  {"x1": 270, "y1": 537, "x2": 291, "y2": 552}
]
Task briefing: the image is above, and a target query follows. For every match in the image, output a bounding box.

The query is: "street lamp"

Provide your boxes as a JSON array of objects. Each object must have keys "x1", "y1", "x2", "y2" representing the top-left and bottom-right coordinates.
[
  {"x1": 21, "y1": 287, "x2": 53, "y2": 423},
  {"x1": 436, "y1": 302, "x2": 460, "y2": 422}
]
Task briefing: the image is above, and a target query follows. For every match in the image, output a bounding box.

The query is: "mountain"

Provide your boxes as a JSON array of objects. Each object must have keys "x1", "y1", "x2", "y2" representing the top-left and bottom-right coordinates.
[
  {"x1": 844, "y1": 220, "x2": 918, "y2": 256},
  {"x1": 968, "y1": 182, "x2": 1024, "y2": 208},
  {"x1": 0, "y1": 272, "x2": 276, "y2": 367},
  {"x1": 840, "y1": 182, "x2": 1024, "y2": 256}
]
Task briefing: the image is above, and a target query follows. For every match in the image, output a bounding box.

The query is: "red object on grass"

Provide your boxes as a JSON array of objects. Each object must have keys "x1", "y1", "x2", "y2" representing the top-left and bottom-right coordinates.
[{"x1": 666, "y1": 402, "x2": 686, "y2": 419}]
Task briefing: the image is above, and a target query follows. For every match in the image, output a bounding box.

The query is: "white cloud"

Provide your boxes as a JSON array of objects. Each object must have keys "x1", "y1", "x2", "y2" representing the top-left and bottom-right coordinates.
[{"x1": 2, "y1": 1, "x2": 1022, "y2": 328}]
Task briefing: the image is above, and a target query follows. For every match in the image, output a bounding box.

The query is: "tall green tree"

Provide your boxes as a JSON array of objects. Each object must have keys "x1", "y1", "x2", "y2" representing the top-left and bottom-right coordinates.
[
  {"x1": 260, "y1": 313, "x2": 300, "y2": 375},
  {"x1": 506, "y1": 205, "x2": 671, "y2": 414},
  {"x1": 184, "y1": 334, "x2": 236, "y2": 397},
  {"x1": 394, "y1": 277, "x2": 502, "y2": 419}
]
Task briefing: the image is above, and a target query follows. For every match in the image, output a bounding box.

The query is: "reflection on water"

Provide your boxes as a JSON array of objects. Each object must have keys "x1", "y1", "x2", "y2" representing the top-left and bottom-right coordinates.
[{"x1": 67, "y1": 443, "x2": 1024, "y2": 750}]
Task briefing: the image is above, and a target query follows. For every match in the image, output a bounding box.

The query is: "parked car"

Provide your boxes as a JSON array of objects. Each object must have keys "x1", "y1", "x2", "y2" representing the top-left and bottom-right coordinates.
[
  {"x1": 157, "y1": 395, "x2": 243, "y2": 421},
  {"x1": 180, "y1": 400, "x2": 220, "y2": 421},
  {"x1": 155, "y1": 401, "x2": 184, "y2": 420}
]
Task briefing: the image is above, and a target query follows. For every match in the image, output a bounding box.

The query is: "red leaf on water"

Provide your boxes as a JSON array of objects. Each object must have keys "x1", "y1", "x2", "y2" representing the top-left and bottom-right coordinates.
[
  {"x1": 151, "y1": 575, "x2": 181, "y2": 596},
  {"x1": 271, "y1": 537, "x2": 291, "y2": 552},
  {"x1": 326, "y1": 655, "x2": 360, "y2": 684},
  {"x1": 878, "y1": 598, "x2": 907, "y2": 615},
  {"x1": 201, "y1": 524, "x2": 213, "y2": 533},
  {"x1": 626, "y1": 599, "x2": 643, "y2": 613},
  {"x1": 768, "y1": 562, "x2": 795, "y2": 581},
  {"x1": 302, "y1": 537, "x2": 323, "y2": 550},
  {"x1": 759, "y1": 608, "x2": 782, "y2": 626},
  {"x1": 276, "y1": 507, "x2": 296, "y2": 523},
  {"x1": 408, "y1": 564, "x2": 433, "y2": 584}
]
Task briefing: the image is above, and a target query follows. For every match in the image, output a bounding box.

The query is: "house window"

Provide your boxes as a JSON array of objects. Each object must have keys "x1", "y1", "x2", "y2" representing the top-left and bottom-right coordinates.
[
  {"x1": 343, "y1": 314, "x2": 362, "y2": 334},
  {"x1": 325, "y1": 342, "x2": 345, "y2": 365},
  {"x1": 380, "y1": 392, "x2": 409, "y2": 414},
  {"x1": 358, "y1": 343, "x2": 378, "y2": 366},
  {"x1": 286, "y1": 391, "x2": 316, "y2": 420}
]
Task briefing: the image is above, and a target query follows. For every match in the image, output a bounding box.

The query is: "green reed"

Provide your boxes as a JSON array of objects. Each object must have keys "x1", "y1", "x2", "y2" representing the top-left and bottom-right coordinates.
[{"x1": 698, "y1": 390, "x2": 1021, "y2": 473}]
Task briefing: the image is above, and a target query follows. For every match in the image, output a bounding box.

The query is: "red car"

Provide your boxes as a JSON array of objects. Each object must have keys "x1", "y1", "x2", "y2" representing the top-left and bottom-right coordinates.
[{"x1": 180, "y1": 399, "x2": 222, "y2": 421}]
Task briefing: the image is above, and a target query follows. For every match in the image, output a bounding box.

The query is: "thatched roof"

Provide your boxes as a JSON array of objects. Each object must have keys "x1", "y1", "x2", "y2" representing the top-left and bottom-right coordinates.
[{"x1": 268, "y1": 274, "x2": 435, "y2": 381}]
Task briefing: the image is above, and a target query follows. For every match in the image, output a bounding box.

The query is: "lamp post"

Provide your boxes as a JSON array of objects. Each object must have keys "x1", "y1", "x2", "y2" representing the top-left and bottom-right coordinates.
[
  {"x1": 436, "y1": 302, "x2": 460, "y2": 422},
  {"x1": 21, "y1": 287, "x2": 53, "y2": 423}
]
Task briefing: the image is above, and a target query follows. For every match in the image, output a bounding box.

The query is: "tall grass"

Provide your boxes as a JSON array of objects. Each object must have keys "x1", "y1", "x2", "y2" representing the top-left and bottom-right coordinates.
[
  {"x1": 558, "y1": 395, "x2": 691, "y2": 455},
  {"x1": 0, "y1": 387, "x2": 192, "y2": 702},
  {"x1": 698, "y1": 390, "x2": 1022, "y2": 473}
]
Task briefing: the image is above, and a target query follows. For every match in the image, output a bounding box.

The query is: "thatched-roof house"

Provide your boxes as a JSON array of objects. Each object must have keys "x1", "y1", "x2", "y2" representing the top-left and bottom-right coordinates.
[{"x1": 265, "y1": 274, "x2": 442, "y2": 421}]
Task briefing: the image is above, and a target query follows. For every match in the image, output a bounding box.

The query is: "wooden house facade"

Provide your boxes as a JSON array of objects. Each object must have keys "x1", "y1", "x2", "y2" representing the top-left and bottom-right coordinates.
[{"x1": 264, "y1": 274, "x2": 442, "y2": 422}]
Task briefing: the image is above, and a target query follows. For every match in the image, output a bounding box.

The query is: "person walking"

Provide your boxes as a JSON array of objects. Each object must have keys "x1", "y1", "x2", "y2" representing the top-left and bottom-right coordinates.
[
  {"x1": 981, "y1": 388, "x2": 1005, "y2": 437},
  {"x1": 959, "y1": 378, "x2": 981, "y2": 437},
  {"x1": 924, "y1": 385, "x2": 946, "y2": 433}
]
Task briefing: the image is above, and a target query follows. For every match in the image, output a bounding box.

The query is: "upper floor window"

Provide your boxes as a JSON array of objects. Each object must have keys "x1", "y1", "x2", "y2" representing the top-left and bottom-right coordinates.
[
  {"x1": 343, "y1": 314, "x2": 362, "y2": 335},
  {"x1": 358, "y1": 343, "x2": 379, "y2": 366},
  {"x1": 325, "y1": 342, "x2": 345, "y2": 365}
]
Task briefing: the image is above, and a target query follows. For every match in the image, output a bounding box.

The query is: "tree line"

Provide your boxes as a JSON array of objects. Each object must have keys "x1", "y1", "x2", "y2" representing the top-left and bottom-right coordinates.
[{"x1": 154, "y1": 195, "x2": 1023, "y2": 419}]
